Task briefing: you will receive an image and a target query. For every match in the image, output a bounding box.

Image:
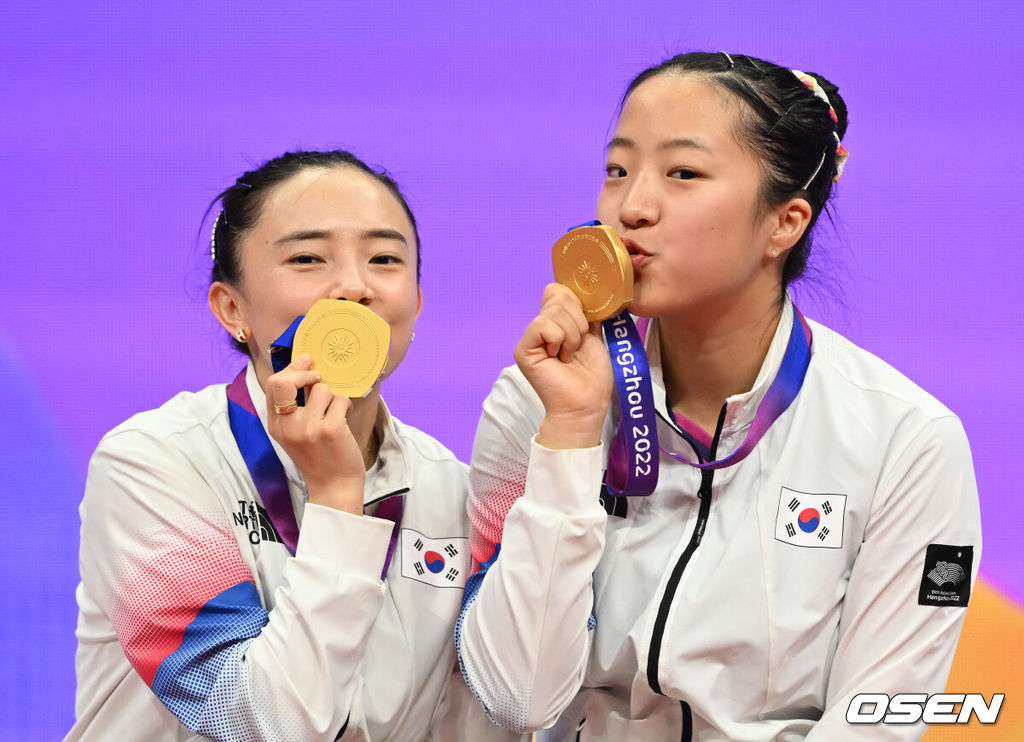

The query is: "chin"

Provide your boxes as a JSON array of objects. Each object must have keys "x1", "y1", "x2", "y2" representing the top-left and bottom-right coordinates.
[
  {"x1": 626, "y1": 292, "x2": 670, "y2": 319},
  {"x1": 382, "y1": 344, "x2": 412, "y2": 378}
]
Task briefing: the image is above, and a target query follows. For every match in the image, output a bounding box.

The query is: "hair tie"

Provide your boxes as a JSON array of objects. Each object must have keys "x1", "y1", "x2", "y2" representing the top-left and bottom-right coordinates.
[{"x1": 790, "y1": 69, "x2": 849, "y2": 185}]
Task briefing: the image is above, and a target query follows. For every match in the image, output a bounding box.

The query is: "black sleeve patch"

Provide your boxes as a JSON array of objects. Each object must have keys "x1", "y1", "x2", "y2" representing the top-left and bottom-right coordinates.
[{"x1": 918, "y1": 544, "x2": 974, "y2": 607}]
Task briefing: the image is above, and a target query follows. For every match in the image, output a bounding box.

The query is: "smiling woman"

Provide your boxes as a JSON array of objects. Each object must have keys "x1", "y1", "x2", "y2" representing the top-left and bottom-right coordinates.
[{"x1": 66, "y1": 150, "x2": 521, "y2": 742}]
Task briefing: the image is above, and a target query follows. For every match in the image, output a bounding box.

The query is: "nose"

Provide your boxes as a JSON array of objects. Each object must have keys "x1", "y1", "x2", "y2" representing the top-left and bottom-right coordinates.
[
  {"x1": 618, "y1": 172, "x2": 659, "y2": 229},
  {"x1": 329, "y1": 261, "x2": 374, "y2": 305}
]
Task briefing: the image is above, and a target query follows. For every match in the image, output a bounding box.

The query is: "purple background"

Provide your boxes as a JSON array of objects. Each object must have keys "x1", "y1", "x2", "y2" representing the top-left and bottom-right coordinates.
[{"x1": 1, "y1": 2, "x2": 1021, "y2": 738}]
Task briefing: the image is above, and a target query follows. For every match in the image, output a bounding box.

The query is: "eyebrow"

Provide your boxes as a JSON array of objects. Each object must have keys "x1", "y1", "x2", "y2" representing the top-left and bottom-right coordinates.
[
  {"x1": 274, "y1": 227, "x2": 408, "y2": 247},
  {"x1": 607, "y1": 136, "x2": 712, "y2": 153},
  {"x1": 363, "y1": 228, "x2": 408, "y2": 245},
  {"x1": 274, "y1": 229, "x2": 331, "y2": 245}
]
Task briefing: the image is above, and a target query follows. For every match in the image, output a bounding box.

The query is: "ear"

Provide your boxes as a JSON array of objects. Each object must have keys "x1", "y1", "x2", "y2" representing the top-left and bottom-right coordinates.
[
  {"x1": 767, "y1": 197, "x2": 814, "y2": 257},
  {"x1": 415, "y1": 285, "x2": 423, "y2": 319},
  {"x1": 208, "y1": 281, "x2": 248, "y2": 337}
]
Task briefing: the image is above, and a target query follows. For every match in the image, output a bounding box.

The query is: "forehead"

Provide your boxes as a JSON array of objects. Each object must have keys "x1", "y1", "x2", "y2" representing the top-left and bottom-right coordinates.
[
  {"x1": 255, "y1": 165, "x2": 415, "y2": 240},
  {"x1": 615, "y1": 73, "x2": 743, "y2": 147}
]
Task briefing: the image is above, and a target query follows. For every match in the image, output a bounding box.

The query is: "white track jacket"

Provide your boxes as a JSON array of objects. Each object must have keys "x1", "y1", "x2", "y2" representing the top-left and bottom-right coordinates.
[
  {"x1": 69, "y1": 364, "x2": 522, "y2": 742},
  {"x1": 456, "y1": 302, "x2": 981, "y2": 741}
]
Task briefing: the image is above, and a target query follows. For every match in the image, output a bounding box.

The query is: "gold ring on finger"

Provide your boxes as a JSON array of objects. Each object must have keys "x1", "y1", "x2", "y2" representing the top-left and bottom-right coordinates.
[{"x1": 274, "y1": 400, "x2": 299, "y2": 415}]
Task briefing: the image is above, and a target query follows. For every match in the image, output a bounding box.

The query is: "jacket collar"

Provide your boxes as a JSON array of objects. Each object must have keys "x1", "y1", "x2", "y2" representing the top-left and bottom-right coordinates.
[{"x1": 642, "y1": 297, "x2": 796, "y2": 451}]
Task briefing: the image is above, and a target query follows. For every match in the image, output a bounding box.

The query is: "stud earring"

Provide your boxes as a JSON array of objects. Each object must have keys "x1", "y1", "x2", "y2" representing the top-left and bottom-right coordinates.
[
  {"x1": 235, "y1": 329, "x2": 248, "y2": 343},
  {"x1": 770, "y1": 248, "x2": 779, "y2": 258}
]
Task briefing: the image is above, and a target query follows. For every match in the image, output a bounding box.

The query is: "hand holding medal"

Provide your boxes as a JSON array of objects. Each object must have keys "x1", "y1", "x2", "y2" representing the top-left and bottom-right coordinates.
[
  {"x1": 550, "y1": 222, "x2": 659, "y2": 495},
  {"x1": 262, "y1": 299, "x2": 393, "y2": 515}
]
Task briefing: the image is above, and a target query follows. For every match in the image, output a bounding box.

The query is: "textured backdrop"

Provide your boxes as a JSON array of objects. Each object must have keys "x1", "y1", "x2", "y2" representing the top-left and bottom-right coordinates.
[{"x1": 0, "y1": 1, "x2": 1020, "y2": 739}]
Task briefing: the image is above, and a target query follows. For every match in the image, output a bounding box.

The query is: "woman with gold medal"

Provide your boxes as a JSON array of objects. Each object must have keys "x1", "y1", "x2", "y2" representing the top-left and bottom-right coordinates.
[
  {"x1": 68, "y1": 150, "x2": 522, "y2": 742},
  {"x1": 456, "y1": 53, "x2": 981, "y2": 741}
]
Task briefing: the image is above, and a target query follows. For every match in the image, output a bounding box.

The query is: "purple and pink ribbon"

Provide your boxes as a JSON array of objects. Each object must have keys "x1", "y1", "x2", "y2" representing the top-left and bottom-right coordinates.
[{"x1": 604, "y1": 307, "x2": 812, "y2": 489}]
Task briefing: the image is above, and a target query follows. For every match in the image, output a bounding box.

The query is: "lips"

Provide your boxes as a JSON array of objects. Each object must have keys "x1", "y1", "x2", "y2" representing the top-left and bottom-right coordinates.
[{"x1": 622, "y1": 238, "x2": 649, "y2": 270}]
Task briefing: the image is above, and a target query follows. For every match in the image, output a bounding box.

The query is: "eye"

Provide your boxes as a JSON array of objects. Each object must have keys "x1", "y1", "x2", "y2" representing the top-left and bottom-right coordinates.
[
  {"x1": 605, "y1": 164, "x2": 627, "y2": 179},
  {"x1": 288, "y1": 254, "x2": 324, "y2": 265},
  {"x1": 370, "y1": 254, "x2": 403, "y2": 265},
  {"x1": 669, "y1": 168, "x2": 699, "y2": 180}
]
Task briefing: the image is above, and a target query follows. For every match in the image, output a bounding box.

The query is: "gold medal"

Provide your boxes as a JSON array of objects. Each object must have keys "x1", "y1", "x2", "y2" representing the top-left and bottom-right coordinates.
[
  {"x1": 552, "y1": 224, "x2": 633, "y2": 322},
  {"x1": 292, "y1": 299, "x2": 391, "y2": 398}
]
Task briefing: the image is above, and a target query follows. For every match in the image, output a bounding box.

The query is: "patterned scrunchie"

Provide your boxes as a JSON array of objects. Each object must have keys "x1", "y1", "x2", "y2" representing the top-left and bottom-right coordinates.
[{"x1": 790, "y1": 69, "x2": 850, "y2": 184}]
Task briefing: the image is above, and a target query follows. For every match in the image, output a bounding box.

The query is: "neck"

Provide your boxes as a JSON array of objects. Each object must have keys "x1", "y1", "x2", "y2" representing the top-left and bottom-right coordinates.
[
  {"x1": 657, "y1": 296, "x2": 784, "y2": 436},
  {"x1": 348, "y1": 391, "x2": 382, "y2": 470}
]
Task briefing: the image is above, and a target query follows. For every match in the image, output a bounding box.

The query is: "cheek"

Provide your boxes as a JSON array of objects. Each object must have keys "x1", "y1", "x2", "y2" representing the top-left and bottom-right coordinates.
[
  {"x1": 245, "y1": 273, "x2": 308, "y2": 309},
  {"x1": 693, "y1": 198, "x2": 752, "y2": 242},
  {"x1": 386, "y1": 282, "x2": 421, "y2": 325}
]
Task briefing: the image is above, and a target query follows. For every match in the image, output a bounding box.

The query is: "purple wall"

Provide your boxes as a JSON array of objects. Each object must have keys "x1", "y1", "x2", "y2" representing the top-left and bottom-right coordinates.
[{"x1": 1, "y1": 1, "x2": 1021, "y2": 738}]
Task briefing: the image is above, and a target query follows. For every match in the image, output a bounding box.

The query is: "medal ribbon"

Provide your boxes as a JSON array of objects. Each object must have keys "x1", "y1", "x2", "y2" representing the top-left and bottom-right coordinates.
[
  {"x1": 601, "y1": 311, "x2": 660, "y2": 495},
  {"x1": 226, "y1": 357, "x2": 403, "y2": 580},
  {"x1": 227, "y1": 369, "x2": 300, "y2": 552},
  {"x1": 661, "y1": 308, "x2": 813, "y2": 470},
  {"x1": 270, "y1": 315, "x2": 304, "y2": 385}
]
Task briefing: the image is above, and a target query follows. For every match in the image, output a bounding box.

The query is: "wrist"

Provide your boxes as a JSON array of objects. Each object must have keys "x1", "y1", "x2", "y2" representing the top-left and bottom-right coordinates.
[
  {"x1": 538, "y1": 414, "x2": 604, "y2": 450},
  {"x1": 306, "y1": 478, "x2": 365, "y2": 515}
]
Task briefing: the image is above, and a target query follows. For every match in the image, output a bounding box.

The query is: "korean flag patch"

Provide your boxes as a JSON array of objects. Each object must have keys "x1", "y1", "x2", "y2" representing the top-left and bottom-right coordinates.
[
  {"x1": 775, "y1": 487, "x2": 847, "y2": 549},
  {"x1": 400, "y1": 529, "x2": 470, "y2": 588}
]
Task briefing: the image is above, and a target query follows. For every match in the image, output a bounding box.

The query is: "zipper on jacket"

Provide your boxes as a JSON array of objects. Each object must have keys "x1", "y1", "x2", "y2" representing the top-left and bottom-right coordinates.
[
  {"x1": 645, "y1": 405, "x2": 726, "y2": 697},
  {"x1": 363, "y1": 486, "x2": 410, "y2": 507},
  {"x1": 334, "y1": 712, "x2": 349, "y2": 739},
  {"x1": 679, "y1": 701, "x2": 693, "y2": 742}
]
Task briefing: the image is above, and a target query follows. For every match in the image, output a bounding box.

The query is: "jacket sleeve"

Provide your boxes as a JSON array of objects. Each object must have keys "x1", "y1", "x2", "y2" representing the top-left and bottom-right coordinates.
[
  {"x1": 805, "y1": 414, "x2": 982, "y2": 740},
  {"x1": 80, "y1": 428, "x2": 394, "y2": 742},
  {"x1": 425, "y1": 665, "x2": 529, "y2": 742},
  {"x1": 455, "y1": 368, "x2": 609, "y2": 733}
]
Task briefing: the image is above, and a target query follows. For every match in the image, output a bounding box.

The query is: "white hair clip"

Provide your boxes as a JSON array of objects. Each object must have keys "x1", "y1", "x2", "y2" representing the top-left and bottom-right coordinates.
[{"x1": 210, "y1": 211, "x2": 222, "y2": 263}]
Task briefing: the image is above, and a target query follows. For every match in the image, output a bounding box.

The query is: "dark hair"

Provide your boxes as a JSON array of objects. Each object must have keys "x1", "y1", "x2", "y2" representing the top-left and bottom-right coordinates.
[
  {"x1": 209, "y1": 150, "x2": 421, "y2": 354},
  {"x1": 623, "y1": 52, "x2": 848, "y2": 289}
]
